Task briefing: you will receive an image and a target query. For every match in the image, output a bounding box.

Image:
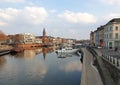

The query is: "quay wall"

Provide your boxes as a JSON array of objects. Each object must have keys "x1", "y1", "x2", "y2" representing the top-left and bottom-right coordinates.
[
  {"x1": 85, "y1": 47, "x2": 115, "y2": 85},
  {"x1": 94, "y1": 48, "x2": 120, "y2": 85},
  {"x1": 102, "y1": 59, "x2": 120, "y2": 85},
  {"x1": 16, "y1": 44, "x2": 43, "y2": 49}
]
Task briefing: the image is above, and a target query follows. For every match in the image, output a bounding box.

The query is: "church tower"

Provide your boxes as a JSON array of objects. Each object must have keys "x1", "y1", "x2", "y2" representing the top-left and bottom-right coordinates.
[
  {"x1": 43, "y1": 28, "x2": 46, "y2": 37},
  {"x1": 42, "y1": 28, "x2": 47, "y2": 44}
]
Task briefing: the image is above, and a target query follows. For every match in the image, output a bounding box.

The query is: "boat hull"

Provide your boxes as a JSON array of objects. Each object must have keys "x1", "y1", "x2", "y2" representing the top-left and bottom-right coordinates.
[{"x1": 56, "y1": 49, "x2": 78, "y2": 53}]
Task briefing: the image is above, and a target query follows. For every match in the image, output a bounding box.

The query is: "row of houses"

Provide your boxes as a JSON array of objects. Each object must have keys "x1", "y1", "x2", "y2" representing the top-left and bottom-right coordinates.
[
  {"x1": 0, "y1": 29, "x2": 76, "y2": 49},
  {"x1": 7, "y1": 34, "x2": 75, "y2": 45},
  {"x1": 90, "y1": 18, "x2": 120, "y2": 50}
]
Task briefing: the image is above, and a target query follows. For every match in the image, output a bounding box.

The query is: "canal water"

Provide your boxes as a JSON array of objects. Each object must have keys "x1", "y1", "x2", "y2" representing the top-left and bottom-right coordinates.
[{"x1": 0, "y1": 47, "x2": 82, "y2": 85}]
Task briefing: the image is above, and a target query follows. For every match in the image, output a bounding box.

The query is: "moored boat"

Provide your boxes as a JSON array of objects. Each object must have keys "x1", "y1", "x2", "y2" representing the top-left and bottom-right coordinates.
[
  {"x1": 56, "y1": 47, "x2": 78, "y2": 53},
  {"x1": 10, "y1": 48, "x2": 24, "y2": 53}
]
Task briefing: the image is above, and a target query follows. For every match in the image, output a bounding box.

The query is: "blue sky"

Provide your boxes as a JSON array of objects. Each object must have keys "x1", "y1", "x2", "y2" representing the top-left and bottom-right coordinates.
[{"x1": 0, "y1": 0, "x2": 120, "y2": 40}]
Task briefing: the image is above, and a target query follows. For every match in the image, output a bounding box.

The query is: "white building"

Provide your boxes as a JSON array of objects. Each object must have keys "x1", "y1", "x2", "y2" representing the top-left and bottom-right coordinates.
[
  {"x1": 35, "y1": 37, "x2": 42, "y2": 44},
  {"x1": 104, "y1": 18, "x2": 120, "y2": 50},
  {"x1": 23, "y1": 33, "x2": 35, "y2": 44}
]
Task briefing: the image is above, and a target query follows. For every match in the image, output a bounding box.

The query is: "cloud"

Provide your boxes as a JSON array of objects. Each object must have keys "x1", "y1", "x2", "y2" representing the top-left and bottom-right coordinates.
[
  {"x1": 21, "y1": 7, "x2": 48, "y2": 24},
  {"x1": 101, "y1": 0, "x2": 120, "y2": 5},
  {"x1": 0, "y1": 8, "x2": 19, "y2": 26},
  {"x1": 49, "y1": 9, "x2": 57, "y2": 13},
  {"x1": 0, "y1": 6, "x2": 48, "y2": 26},
  {"x1": 69, "y1": 29, "x2": 77, "y2": 34},
  {"x1": 60, "y1": 61, "x2": 82, "y2": 72},
  {"x1": 0, "y1": 21, "x2": 7, "y2": 26},
  {"x1": 58, "y1": 10, "x2": 97, "y2": 24},
  {"x1": 0, "y1": 8, "x2": 19, "y2": 20},
  {"x1": 0, "y1": 0, "x2": 25, "y2": 3}
]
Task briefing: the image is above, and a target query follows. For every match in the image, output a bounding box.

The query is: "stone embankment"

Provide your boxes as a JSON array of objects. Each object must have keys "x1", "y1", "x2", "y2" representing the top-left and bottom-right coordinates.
[
  {"x1": 81, "y1": 48, "x2": 103, "y2": 85},
  {"x1": 80, "y1": 47, "x2": 120, "y2": 85},
  {"x1": 95, "y1": 48, "x2": 120, "y2": 85}
]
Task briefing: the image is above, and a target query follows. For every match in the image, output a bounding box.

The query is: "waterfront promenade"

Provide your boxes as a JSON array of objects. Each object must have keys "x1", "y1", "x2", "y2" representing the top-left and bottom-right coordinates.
[
  {"x1": 81, "y1": 48, "x2": 103, "y2": 85},
  {"x1": 81, "y1": 47, "x2": 120, "y2": 85}
]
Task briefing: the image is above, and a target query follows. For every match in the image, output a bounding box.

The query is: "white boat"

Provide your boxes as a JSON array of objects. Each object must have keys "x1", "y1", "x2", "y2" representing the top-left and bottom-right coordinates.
[{"x1": 56, "y1": 47, "x2": 78, "y2": 53}]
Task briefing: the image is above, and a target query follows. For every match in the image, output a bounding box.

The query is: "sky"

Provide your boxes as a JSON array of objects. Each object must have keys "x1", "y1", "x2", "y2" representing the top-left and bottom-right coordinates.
[{"x1": 0, "y1": 0, "x2": 120, "y2": 40}]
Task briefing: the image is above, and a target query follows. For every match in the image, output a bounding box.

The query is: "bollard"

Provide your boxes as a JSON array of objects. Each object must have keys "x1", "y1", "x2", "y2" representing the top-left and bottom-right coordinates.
[
  {"x1": 110, "y1": 56, "x2": 112, "y2": 62},
  {"x1": 103, "y1": 55, "x2": 105, "y2": 58},
  {"x1": 113, "y1": 58, "x2": 115, "y2": 64},
  {"x1": 107, "y1": 55, "x2": 109, "y2": 60},
  {"x1": 108, "y1": 56, "x2": 110, "y2": 61},
  {"x1": 117, "y1": 58, "x2": 119, "y2": 67},
  {"x1": 106, "y1": 55, "x2": 108, "y2": 59},
  {"x1": 102, "y1": 54, "x2": 104, "y2": 58},
  {"x1": 106, "y1": 55, "x2": 107, "y2": 59},
  {"x1": 104, "y1": 55, "x2": 106, "y2": 59},
  {"x1": 111, "y1": 57, "x2": 113, "y2": 63},
  {"x1": 114, "y1": 58, "x2": 117, "y2": 66},
  {"x1": 108, "y1": 56, "x2": 109, "y2": 61}
]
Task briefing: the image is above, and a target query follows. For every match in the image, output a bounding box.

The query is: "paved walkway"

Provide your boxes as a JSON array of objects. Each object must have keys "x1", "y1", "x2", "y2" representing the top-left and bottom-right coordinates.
[{"x1": 81, "y1": 48, "x2": 103, "y2": 85}]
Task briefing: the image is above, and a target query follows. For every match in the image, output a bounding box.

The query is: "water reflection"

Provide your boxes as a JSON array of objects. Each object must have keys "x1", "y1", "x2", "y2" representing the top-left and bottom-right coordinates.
[
  {"x1": 0, "y1": 57, "x2": 6, "y2": 70},
  {"x1": 35, "y1": 48, "x2": 42, "y2": 54},
  {"x1": 56, "y1": 53, "x2": 76, "y2": 58},
  {"x1": 60, "y1": 61, "x2": 82, "y2": 72},
  {"x1": 23, "y1": 50, "x2": 36, "y2": 59},
  {"x1": 0, "y1": 46, "x2": 82, "y2": 85},
  {"x1": 11, "y1": 47, "x2": 56, "y2": 60}
]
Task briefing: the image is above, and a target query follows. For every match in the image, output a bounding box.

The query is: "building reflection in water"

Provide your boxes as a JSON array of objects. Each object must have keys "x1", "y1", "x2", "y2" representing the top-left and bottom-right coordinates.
[
  {"x1": 23, "y1": 50, "x2": 36, "y2": 59},
  {"x1": 42, "y1": 48, "x2": 46, "y2": 61},
  {"x1": 12, "y1": 46, "x2": 56, "y2": 60},
  {"x1": 0, "y1": 56, "x2": 6, "y2": 70},
  {"x1": 0, "y1": 46, "x2": 81, "y2": 85},
  {"x1": 42, "y1": 47, "x2": 55, "y2": 61},
  {"x1": 13, "y1": 50, "x2": 36, "y2": 59},
  {"x1": 35, "y1": 48, "x2": 42, "y2": 55}
]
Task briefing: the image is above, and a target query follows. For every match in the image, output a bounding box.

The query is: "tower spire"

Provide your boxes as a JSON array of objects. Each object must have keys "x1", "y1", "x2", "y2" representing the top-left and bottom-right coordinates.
[{"x1": 43, "y1": 28, "x2": 46, "y2": 37}]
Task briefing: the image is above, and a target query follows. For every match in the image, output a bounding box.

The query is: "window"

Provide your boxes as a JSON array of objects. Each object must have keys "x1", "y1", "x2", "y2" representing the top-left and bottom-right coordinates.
[
  {"x1": 109, "y1": 33, "x2": 112, "y2": 39},
  {"x1": 115, "y1": 33, "x2": 118, "y2": 39},
  {"x1": 107, "y1": 34, "x2": 108, "y2": 39},
  {"x1": 115, "y1": 26, "x2": 118, "y2": 31},
  {"x1": 110, "y1": 26, "x2": 112, "y2": 31}
]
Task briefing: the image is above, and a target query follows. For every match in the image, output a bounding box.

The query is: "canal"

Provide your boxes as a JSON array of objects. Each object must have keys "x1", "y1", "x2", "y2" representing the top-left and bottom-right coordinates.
[{"x1": 0, "y1": 47, "x2": 82, "y2": 85}]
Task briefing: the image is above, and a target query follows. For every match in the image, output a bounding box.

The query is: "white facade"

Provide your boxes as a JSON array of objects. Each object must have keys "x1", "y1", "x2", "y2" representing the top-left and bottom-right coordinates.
[
  {"x1": 104, "y1": 19, "x2": 120, "y2": 49},
  {"x1": 23, "y1": 33, "x2": 35, "y2": 44},
  {"x1": 35, "y1": 38, "x2": 42, "y2": 44}
]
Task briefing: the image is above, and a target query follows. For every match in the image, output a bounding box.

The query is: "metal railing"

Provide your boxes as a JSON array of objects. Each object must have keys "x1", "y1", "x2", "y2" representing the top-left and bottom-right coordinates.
[{"x1": 102, "y1": 54, "x2": 120, "y2": 69}]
